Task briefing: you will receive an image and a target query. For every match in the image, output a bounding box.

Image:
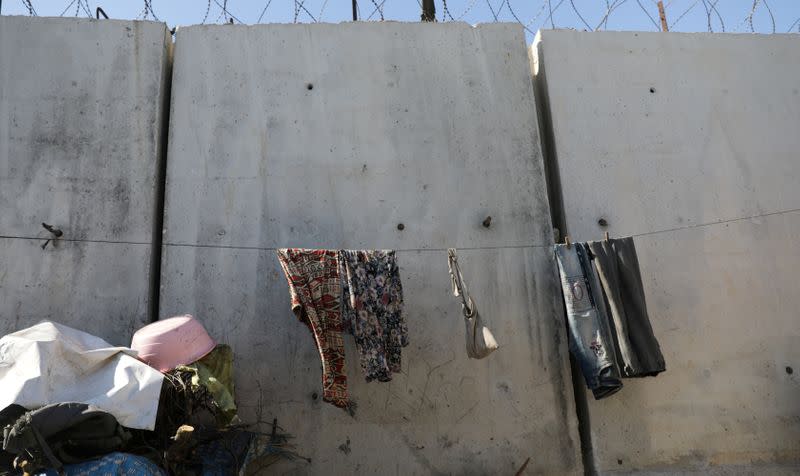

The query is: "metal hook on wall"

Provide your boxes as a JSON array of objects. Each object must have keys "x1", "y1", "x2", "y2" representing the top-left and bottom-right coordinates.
[{"x1": 41, "y1": 222, "x2": 63, "y2": 250}]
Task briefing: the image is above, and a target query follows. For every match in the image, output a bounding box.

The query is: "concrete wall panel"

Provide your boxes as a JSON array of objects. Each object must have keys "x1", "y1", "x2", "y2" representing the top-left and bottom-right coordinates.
[
  {"x1": 163, "y1": 22, "x2": 580, "y2": 474},
  {"x1": 0, "y1": 17, "x2": 171, "y2": 343},
  {"x1": 533, "y1": 30, "x2": 800, "y2": 473}
]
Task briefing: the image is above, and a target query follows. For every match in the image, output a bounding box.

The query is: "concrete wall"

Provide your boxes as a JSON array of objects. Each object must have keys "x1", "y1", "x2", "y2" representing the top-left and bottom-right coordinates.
[
  {"x1": 533, "y1": 30, "x2": 800, "y2": 474},
  {"x1": 0, "y1": 17, "x2": 171, "y2": 344},
  {"x1": 161, "y1": 22, "x2": 580, "y2": 475},
  {"x1": 7, "y1": 16, "x2": 800, "y2": 475}
]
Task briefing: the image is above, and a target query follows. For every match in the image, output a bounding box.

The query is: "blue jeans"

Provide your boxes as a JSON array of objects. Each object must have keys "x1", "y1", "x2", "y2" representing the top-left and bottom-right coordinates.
[{"x1": 555, "y1": 243, "x2": 622, "y2": 399}]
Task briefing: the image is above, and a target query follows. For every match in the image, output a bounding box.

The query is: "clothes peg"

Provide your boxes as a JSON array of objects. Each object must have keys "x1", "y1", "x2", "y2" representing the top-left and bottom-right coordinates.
[
  {"x1": 565, "y1": 236, "x2": 571, "y2": 248},
  {"x1": 604, "y1": 231, "x2": 610, "y2": 241}
]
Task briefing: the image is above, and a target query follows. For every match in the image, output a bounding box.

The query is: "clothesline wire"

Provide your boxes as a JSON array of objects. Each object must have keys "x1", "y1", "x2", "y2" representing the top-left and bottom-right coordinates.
[
  {"x1": 160, "y1": 242, "x2": 550, "y2": 252},
  {"x1": 570, "y1": 205, "x2": 800, "y2": 243},
  {"x1": 3, "y1": 206, "x2": 799, "y2": 249},
  {"x1": 0, "y1": 235, "x2": 150, "y2": 246},
  {"x1": 0, "y1": 234, "x2": 545, "y2": 251}
]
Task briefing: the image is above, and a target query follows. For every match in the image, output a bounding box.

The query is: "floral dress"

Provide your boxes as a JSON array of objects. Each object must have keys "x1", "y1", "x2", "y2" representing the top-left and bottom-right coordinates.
[{"x1": 340, "y1": 250, "x2": 408, "y2": 382}]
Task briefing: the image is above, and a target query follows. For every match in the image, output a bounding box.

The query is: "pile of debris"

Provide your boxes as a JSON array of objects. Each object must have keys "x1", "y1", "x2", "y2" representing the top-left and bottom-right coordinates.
[{"x1": 0, "y1": 317, "x2": 305, "y2": 476}]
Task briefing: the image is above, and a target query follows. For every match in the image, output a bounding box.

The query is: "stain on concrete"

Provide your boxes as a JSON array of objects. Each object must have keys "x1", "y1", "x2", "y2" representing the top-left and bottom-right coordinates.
[
  {"x1": 338, "y1": 438, "x2": 351, "y2": 455},
  {"x1": 438, "y1": 434, "x2": 458, "y2": 450}
]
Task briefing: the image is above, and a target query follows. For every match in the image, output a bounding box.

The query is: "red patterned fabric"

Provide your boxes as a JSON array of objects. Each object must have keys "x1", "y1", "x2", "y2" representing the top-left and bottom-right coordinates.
[{"x1": 277, "y1": 249, "x2": 348, "y2": 408}]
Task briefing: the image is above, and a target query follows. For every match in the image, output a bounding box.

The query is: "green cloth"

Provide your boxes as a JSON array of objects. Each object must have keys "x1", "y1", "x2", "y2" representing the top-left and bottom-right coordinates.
[{"x1": 177, "y1": 344, "x2": 238, "y2": 426}]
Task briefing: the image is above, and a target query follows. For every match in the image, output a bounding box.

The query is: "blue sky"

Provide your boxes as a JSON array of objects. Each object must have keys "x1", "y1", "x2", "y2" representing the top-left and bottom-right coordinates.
[{"x1": 3, "y1": 0, "x2": 799, "y2": 40}]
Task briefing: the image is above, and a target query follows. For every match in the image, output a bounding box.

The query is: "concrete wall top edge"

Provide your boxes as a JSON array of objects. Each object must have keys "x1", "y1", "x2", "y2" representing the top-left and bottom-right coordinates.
[
  {"x1": 175, "y1": 20, "x2": 524, "y2": 33},
  {"x1": 537, "y1": 28, "x2": 800, "y2": 39},
  {"x1": 0, "y1": 15, "x2": 168, "y2": 30}
]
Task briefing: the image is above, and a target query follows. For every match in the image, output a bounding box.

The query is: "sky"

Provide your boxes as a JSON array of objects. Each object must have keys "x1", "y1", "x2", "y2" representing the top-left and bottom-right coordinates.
[{"x1": 2, "y1": 0, "x2": 799, "y2": 41}]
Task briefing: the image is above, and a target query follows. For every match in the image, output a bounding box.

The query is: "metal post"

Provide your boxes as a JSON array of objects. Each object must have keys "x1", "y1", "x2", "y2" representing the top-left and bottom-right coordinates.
[
  {"x1": 421, "y1": 0, "x2": 435, "y2": 21},
  {"x1": 352, "y1": 0, "x2": 357, "y2": 21},
  {"x1": 657, "y1": 1, "x2": 669, "y2": 32}
]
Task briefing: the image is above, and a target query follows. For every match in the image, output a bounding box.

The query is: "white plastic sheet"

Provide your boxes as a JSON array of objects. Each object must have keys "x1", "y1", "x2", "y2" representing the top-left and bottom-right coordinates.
[{"x1": 0, "y1": 321, "x2": 163, "y2": 430}]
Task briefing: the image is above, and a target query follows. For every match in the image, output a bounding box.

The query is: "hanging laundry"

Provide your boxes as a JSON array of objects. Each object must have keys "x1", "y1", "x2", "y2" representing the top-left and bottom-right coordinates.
[
  {"x1": 277, "y1": 249, "x2": 409, "y2": 408},
  {"x1": 555, "y1": 243, "x2": 623, "y2": 399},
  {"x1": 447, "y1": 249, "x2": 499, "y2": 359},
  {"x1": 276, "y1": 249, "x2": 348, "y2": 409},
  {"x1": 587, "y1": 238, "x2": 666, "y2": 377},
  {"x1": 340, "y1": 250, "x2": 408, "y2": 382}
]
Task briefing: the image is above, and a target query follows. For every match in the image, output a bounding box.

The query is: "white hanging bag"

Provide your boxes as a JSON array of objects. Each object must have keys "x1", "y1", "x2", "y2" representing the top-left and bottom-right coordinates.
[{"x1": 447, "y1": 249, "x2": 499, "y2": 359}]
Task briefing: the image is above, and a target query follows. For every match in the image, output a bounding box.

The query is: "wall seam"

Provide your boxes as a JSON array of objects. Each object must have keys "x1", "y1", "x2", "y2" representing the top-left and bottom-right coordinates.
[
  {"x1": 530, "y1": 34, "x2": 597, "y2": 476},
  {"x1": 147, "y1": 27, "x2": 173, "y2": 324}
]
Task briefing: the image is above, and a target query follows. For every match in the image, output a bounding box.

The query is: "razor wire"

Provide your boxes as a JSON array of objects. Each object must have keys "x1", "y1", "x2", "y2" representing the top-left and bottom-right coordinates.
[{"x1": 8, "y1": 0, "x2": 800, "y2": 34}]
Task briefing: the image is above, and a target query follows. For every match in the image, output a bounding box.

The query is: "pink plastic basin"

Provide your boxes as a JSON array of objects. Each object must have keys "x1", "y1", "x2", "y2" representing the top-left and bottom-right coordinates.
[{"x1": 131, "y1": 314, "x2": 216, "y2": 372}]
